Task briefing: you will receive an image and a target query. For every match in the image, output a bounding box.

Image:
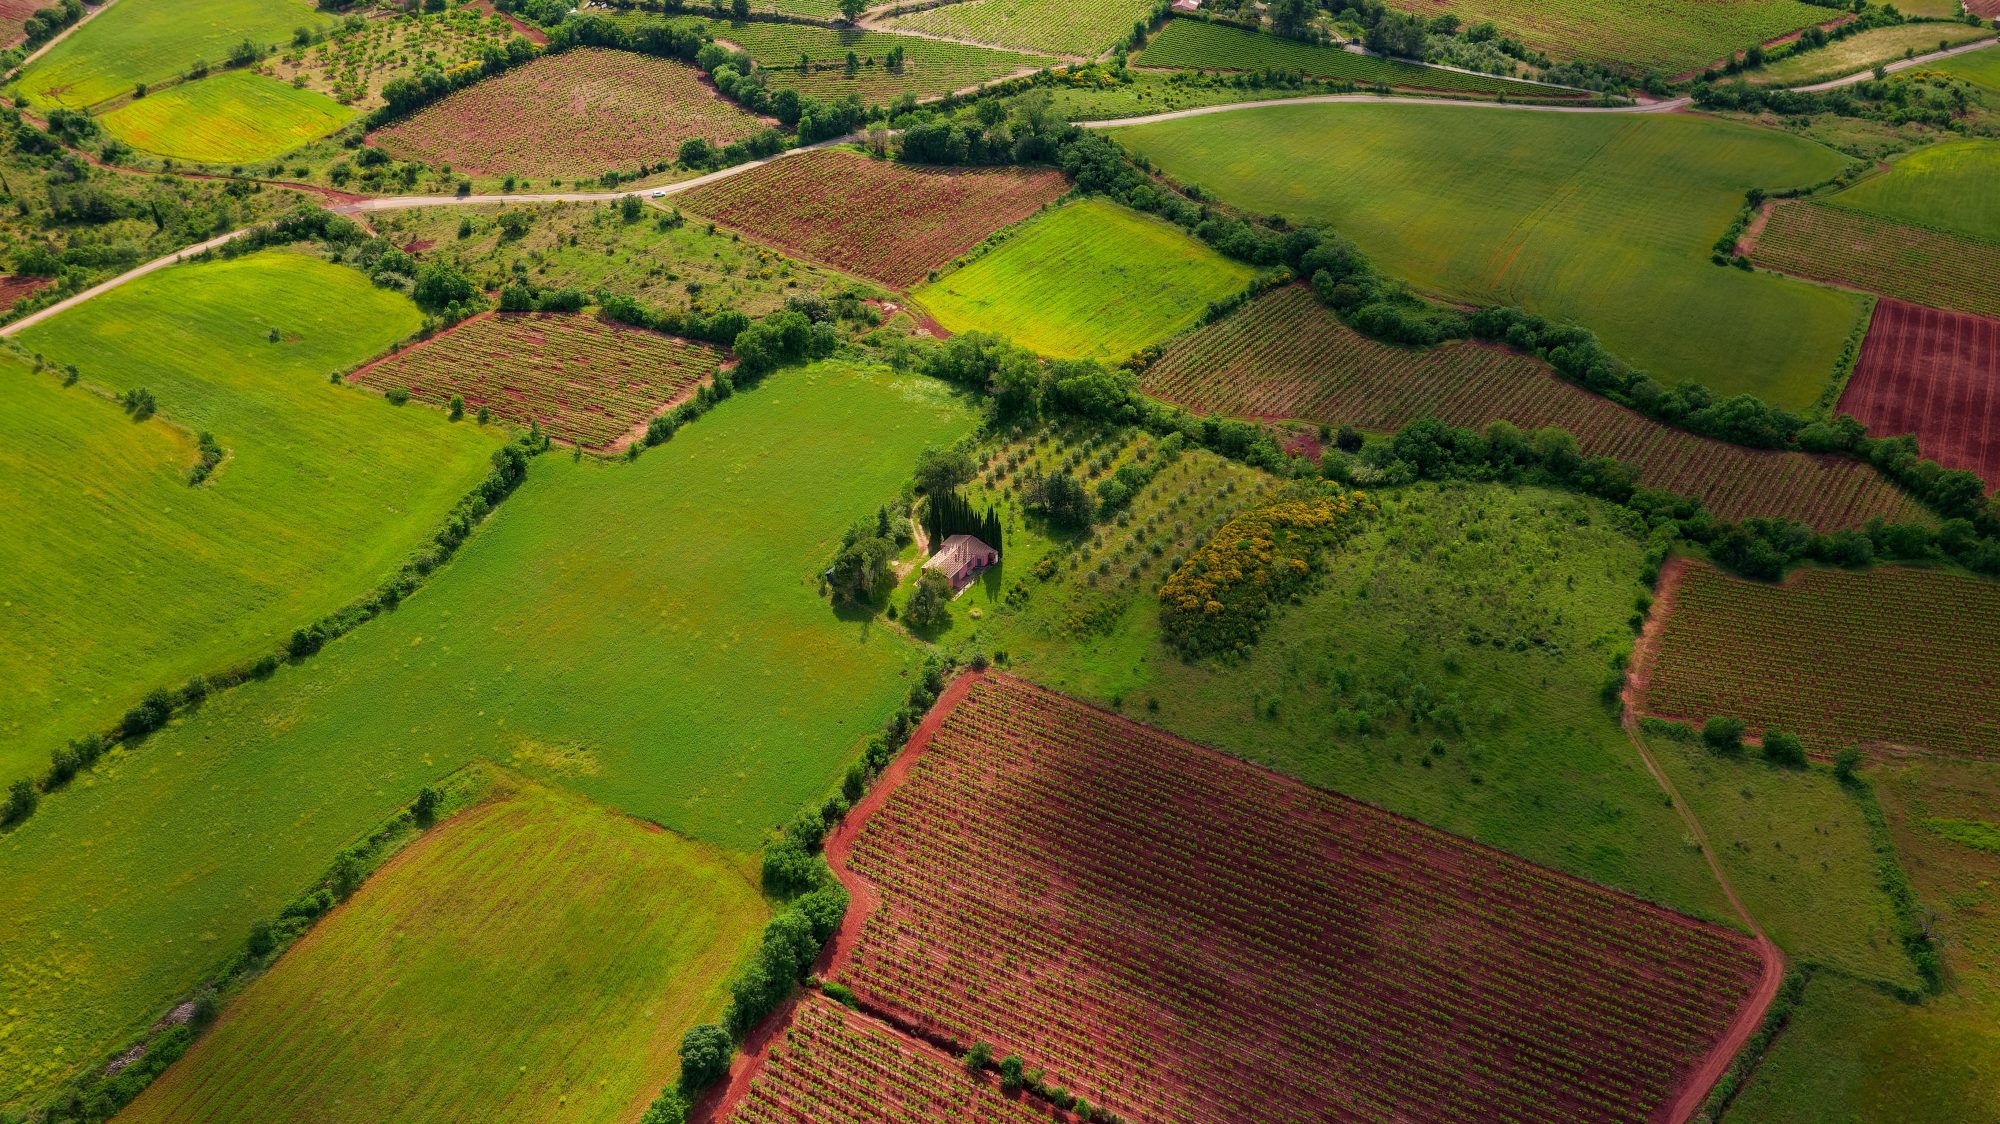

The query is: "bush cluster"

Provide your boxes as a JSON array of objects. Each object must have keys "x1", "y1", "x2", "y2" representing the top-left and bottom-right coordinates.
[{"x1": 1159, "y1": 492, "x2": 1375, "y2": 658}]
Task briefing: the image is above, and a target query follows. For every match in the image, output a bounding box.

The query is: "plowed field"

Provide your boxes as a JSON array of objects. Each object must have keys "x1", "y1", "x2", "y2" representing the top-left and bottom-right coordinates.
[{"x1": 1842, "y1": 298, "x2": 2000, "y2": 490}]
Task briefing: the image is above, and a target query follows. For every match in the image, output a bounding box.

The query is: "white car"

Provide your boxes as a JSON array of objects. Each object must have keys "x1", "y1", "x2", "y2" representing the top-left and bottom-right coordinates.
[{"x1": 650, "y1": 190, "x2": 667, "y2": 198}]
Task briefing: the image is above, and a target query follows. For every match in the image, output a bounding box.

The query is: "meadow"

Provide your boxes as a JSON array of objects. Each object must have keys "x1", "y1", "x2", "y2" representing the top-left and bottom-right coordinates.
[
  {"x1": 1135, "y1": 20, "x2": 1586, "y2": 99},
  {"x1": 1753, "y1": 202, "x2": 2000, "y2": 319},
  {"x1": 0, "y1": 251, "x2": 494, "y2": 783},
  {"x1": 880, "y1": 0, "x2": 1155, "y2": 59},
  {"x1": 117, "y1": 780, "x2": 765, "y2": 1124},
  {"x1": 1747, "y1": 23, "x2": 1995, "y2": 87},
  {"x1": 1933, "y1": 39, "x2": 2000, "y2": 96},
  {"x1": 369, "y1": 49, "x2": 764, "y2": 180},
  {"x1": 0, "y1": 360, "x2": 973, "y2": 1108},
  {"x1": 1386, "y1": 0, "x2": 1830, "y2": 74},
  {"x1": 910, "y1": 198, "x2": 1255, "y2": 360},
  {"x1": 1824, "y1": 138, "x2": 2000, "y2": 244},
  {"x1": 15, "y1": 0, "x2": 340, "y2": 110},
  {"x1": 689, "y1": 17, "x2": 1058, "y2": 102},
  {"x1": 1113, "y1": 103, "x2": 1864, "y2": 410},
  {"x1": 100, "y1": 70, "x2": 356, "y2": 165}
]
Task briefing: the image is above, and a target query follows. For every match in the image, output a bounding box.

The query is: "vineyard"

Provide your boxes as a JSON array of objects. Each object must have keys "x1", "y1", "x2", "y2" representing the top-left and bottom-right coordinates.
[
  {"x1": 1385, "y1": 0, "x2": 1829, "y2": 74},
  {"x1": 827, "y1": 673, "x2": 1768, "y2": 1124},
  {"x1": 263, "y1": 5, "x2": 527, "y2": 109},
  {"x1": 351, "y1": 312, "x2": 720, "y2": 448},
  {"x1": 879, "y1": 0, "x2": 1154, "y2": 58},
  {"x1": 368, "y1": 48, "x2": 765, "y2": 180},
  {"x1": 1841, "y1": 299, "x2": 2000, "y2": 491},
  {"x1": 1135, "y1": 20, "x2": 1587, "y2": 99},
  {"x1": 675, "y1": 147, "x2": 1068, "y2": 288},
  {"x1": 1144, "y1": 286, "x2": 1924, "y2": 530},
  {"x1": 691, "y1": 18, "x2": 1058, "y2": 102},
  {"x1": 1753, "y1": 202, "x2": 2000, "y2": 320},
  {"x1": 1642, "y1": 561, "x2": 2000, "y2": 758},
  {"x1": 721, "y1": 994, "x2": 1048, "y2": 1122}
]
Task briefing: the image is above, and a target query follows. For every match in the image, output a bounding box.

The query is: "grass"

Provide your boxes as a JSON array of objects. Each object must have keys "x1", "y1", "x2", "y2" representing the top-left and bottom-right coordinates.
[
  {"x1": 1386, "y1": 0, "x2": 1832, "y2": 75},
  {"x1": 0, "y1": 251, "x2": 495, "y2": 783},
  {"x1": 880, "y1": 0, "x2": 1155, "y2": 58},
  {"x1": 15, "y1": 0, "x2": 340, "y2": 110},
  {"x1": 0, "y1": 360, "x2": 972, "y2": 1109},
  {"x1": 100, "y1": 70, "x2": 356, "y2": 164},
  {"x1": 1111, "y1": 102, "x2": 1866, "y2": 410},
  {"x1": 116, "y1": 778, "x2": 765, "y2": 1124},
  {"x1": 942, "y1": 471, "x2": 1736, "y2": 924},
  {"x1": 1824, "y1": 138, "x2": 2000, "y2": 243},
  {"x1": 1747, "y1": 23, "x2": 1995, "y2": 87},
  {"x1": 684, "y1": 17, "x2": 1059, "y2": 102},
  {"x1": 1135, "y1": 19, "x2": 1585, "y2": 99},
  {"x1": 1001, "y1": 67, "x2": 1344, "y2": 120},
  {"x1": 909, "y1": 198, "x2": 1256, "y2": 361},
  {"x1": 1932, "y1": 40, "x2": 2000, "y2": 97}
]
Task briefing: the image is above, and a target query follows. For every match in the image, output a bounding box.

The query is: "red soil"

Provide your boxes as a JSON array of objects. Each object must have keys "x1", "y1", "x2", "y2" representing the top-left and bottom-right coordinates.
[
  {"x1": 0, "y1": 273, "x2": 53, "y2": 307},
  {"x1": 465, "y1": 0, "x2": 548, "y2": 44},
  {"x1": 1841, "y1": 298, "x2": 2000, "y2": 491}
]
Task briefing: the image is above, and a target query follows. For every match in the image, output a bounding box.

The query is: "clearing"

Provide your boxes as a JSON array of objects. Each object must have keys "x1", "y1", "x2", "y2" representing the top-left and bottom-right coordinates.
[
  {"x1": 1112, "y1": 102, "x2": 1866, "y2": 410},
  {"x1": 1840, "y1": 299, "x2": 2000, "y2": 490},
  {"x1": 1136, "y1": 20, "x2": 1587, "y2": 99},
  {"x1": 351, "y1": 312, "x2": 722, "y2": 449},
  {"x1": 675, "y1": 146, "x2": 1070, "y2": 289},
  {"x1": 15, "y1": 0, "x2": 340, "y2": 110},
  {"x1": 1752, "y1": 201, "x2": 2000, "y2": 320},
  {"x1": 909, "y1": 197, "x2": 1256, "y2": 360},
  {"x1": 116, "y1": 779, "x2": 765, "y2": 1124},
  {"x1": 1144, "y1": 284, "x2": 1924, "y2": 529},
  {"x1": 100, "y1": 70, "x2": 356, "y2": 165}
]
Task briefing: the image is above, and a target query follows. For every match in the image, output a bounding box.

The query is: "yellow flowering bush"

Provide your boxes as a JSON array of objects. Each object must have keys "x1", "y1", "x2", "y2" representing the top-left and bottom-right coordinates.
[{"x1": 1159, "y1": 489, "x2": 1375, "y2": 658}]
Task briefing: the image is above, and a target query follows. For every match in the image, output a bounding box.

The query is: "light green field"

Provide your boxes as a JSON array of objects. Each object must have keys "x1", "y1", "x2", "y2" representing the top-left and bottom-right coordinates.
[
  {"x1": 911, "y1": 198, "x2": 1256, "y2": 361},
  {"x1": 101, "y1": 70, "x2": 356, "y2": 164},
  {"x1": 881, "y1": 0, "x2": 1154, "y2": 58},
  {"x1": 1748, "y1": 24, "x2": 1994, "y2": 87},
  {"x1": 676, "y1": 17, "x2": 1059, "y2": 103},
  {"x1": 1388, "y1": 0, "x2": 1832, "y2": 75},
  {"x1": 1825, "y1": 138, "x2": 2000, "y2": 244},
  {"x1": 15, "y1": 0, "x2": 340, "y2": 110},
  {"x1": 1136, "y1": 20, "x2": 1582, "y2": 99},
  {"x1": 2, "y1": 251, "x2": 495, "y2": 782},
  {"x1": 1113, "y1": 103, "x2": 1865, "y2": 410},
  {"x1": 118, "y1": 779, "x2": 765, "y2": 1124},
  {"x1": 1932, "y1": 41, "x2": 2000, "y2": 97},
  {"x1": 0, "y1": 360, "x2": 972, "y2": 1108}
]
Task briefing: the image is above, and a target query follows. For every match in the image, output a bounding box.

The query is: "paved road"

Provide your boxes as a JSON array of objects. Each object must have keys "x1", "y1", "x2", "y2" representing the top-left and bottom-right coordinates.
[{"x1": 1792, "y1": 35, "x2": 1998, "y2": 91}]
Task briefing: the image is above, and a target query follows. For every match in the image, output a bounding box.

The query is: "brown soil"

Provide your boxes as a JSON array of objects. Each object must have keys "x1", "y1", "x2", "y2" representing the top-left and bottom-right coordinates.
[
  {"x1": 1733, "y1": 200, "x2": 1774, "y2": 257},
  {"x1": 1623, "y1": 554, "x2": 1687, "y2": 718},
  {"x1": 0, "y1": 273, "x2": 52, "y2": 307}
]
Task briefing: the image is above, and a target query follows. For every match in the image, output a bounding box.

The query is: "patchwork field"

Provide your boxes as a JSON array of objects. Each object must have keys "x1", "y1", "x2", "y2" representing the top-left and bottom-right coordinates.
[
  {"x1": 1825, "y1": 139, "x2": 2000, "y2": 244},
  {"x1": 1135, "y1": 20, "x2": 1587, "y2": 99},
  {"x1": 1386, "y1": 0, "x2": 1831, "y2": 74},
  {"x1": 1752, "y1": 201, "x2": 2000, "y2": 319},
  {"x1": 879, "y1": 0, "x2": 1154, "y2": 58},
  {"x1": 1842, "y1": 299, "x2": 2000, "y2": 490},
  {"x1": 369, "y1": 48, "x2": 765, "y2": 180},
  {"x1": 1144, "y1": 285, "x2": 1923, "y2": 529},
  {"x1": 118, "y1": 780, "x2": 765, "y2": 1124},
  {"x1": 1747, "y1": 23, "x2": 1995, "y2": 87},
  {"x1": 690, "y1": 18, "x2": 1059, "y2": 102},
  {"x1": 828, "y1": 674, "x2": 1767, "y2": 1123},
  {"x1": 0, "y1": 252, "x2": 493, "y2": 783},
  {"x1": 1640, "y1": 560, "x2": 2000, "y2": 759},
  {"x1": 676, "y1": 147, "x2": 1069, "y2": 288},
  {"x1": 910, "y1": 198, "x2": 1255, "y2": 360},
  {"x1": 1113, "y1": 103, "x2": 1864, "y2": 410},
  {"x1": 100, "y1": 70, "x2": 357, "y2": 164},
  {"x1": 0, "y1": 360, "x2": 973, "y2": 1107},
  {"x1": 352, "y1": 312, "x2": 721, "y2": 448},
  {"x1": 15, "y1": 0, "x2": 340, "y2": 110}
]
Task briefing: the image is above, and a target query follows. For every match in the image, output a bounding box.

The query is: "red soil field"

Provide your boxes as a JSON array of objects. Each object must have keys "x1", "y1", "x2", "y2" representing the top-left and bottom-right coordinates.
[
  {"x1": 351, "y1": 312, "x2": 719, "y2": 448},
  {"x1": 1640, "y1": 560, "x2": 2000, "y2": 760},
  {"x1": 0, "y1": 0, "x2": 39, "y2": 47},
  {"x1": 0, "y1": 273, "x2": 52, "y2": 308},
  {"x1": 369, "y1": 48, "x2": 765, "y2": 180},
  {"x1": 674, "y1": 147, "x2": 1069, "y2": 289},
  {"x1": 1145, "y1": 285, "x2": 1924, "y2": 531},
  {"x1": 822, "y1": 672, "x2": 1767, "y2": 1124},
  {"x1": 1841, "y1": 298, "x2": 2000, "y2": 491}
]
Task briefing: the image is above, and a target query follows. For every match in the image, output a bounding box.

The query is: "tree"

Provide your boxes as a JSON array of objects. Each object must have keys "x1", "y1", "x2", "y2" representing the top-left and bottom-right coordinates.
[
  {"x1": 1834, "y1": 746, "x2": 1864, "y2": 784},
  {"x1": 620, "y1": 193, "x2": 644, "y2": 221},
  {"x1": 1761, "y1": 729, "x2": 1806, "y2": 768},
  {"x1": 447, "y1": 394, "x2": 465, "y2": 421},
  {"x1": 913, "y1": 447, "x2": 974, "y2": 497},
  {"x1": 411, "y1": 261, "x2": 476, "y2": 310},
  {"x1": 412, "y1": 785, "x2": 444, "y2": 824},
  {"x1": 904, "y1": 568, "x2": 954, "y2": 630},
  {"x1": 1, "y1": 778, "x2": 37, "y2": 827},
  {"x1": 678, "y1": 1024, "x2": 733, "y2": 1093},
  {"x1": 828, "y1": 520, "x2": 895, "y2": 602},
  {"x1": 1334, "y1": 425, "x2": 1363, "y2": 453},
  {"x1": 1269, "y1": 0, "x2": 1315, "y2": 38},
  {"x1": 839, "y1": 0, "x2": 864, "y2": 21},
  {"x1": 1701, "y1": 716, "x2": 1746, "y2": 755}
]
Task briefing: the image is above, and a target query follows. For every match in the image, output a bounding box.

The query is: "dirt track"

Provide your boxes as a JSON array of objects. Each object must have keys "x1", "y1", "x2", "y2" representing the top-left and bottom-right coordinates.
[{"x1": 1791, "y1": 36, "x2": 1998, "y2": 91}]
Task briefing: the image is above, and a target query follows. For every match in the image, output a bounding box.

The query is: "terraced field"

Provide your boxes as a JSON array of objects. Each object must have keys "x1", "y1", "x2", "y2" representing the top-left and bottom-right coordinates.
[
  {"x1": 1144, "y1": 286, "x2": 1922, "y2": 529},
  {"x1": 100, "y1": 70, "x2": 356, "y2": 164},
  {"x1": 1753, "y1": 201, "x2": 2000, "y2": 319},
  {"x1": 1136, "y1": 19, "x2": 1588, "y2": 98},
  {"x1": 1641, "y1": 560, "x2": 2000, "y2": 758},
  {"x1": 693, "y1": 17, "x2": 1059, "y2": 101},
  {"x1": 879, "y1": 0, "x2": 1154, "y2": 58}
]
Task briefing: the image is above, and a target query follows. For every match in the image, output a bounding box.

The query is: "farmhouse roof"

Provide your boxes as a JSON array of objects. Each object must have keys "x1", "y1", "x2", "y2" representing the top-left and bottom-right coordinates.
[
  {"x1": 926, "y1": 534, "x2": 997, "y2": 573},
  {"x1": 1171, "y1": 0, "x2": 1201, "y2": 10}
]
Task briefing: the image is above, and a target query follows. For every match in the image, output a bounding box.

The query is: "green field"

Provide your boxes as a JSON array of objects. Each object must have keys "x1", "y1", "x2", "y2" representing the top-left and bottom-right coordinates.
[
  {"x1": 1932, "y1": 41, "x2": 2000, "y2": 97},
  {"x1": 100, "y1": 70, "x2": 356, "y2": 164},
  {"x1": 1136, "y1": 20, "x2": 1583, "y2": 99},
  {"x1": 1, "y1": 251, "x2": 496, "y2": 782},
  {"x1": 118, "y1": 779, "x2": 765, "y2": 1124},
  {"x1": 910, "y1": 198, "x2": 1256, "y2": 361},
  {"x1": 0, "y1": 359, "x2": 971, "y2": 1108},
  {"x1": 881, "y1": 0, "x2": 1154, "y2": 58},
  {"x1": 1824, "y1": 139, "x2": 2000, "y2": 244},
  {"x1": 1747, "y1": 24, "x2": 1995, "y2": 87},
  {"x1": 1388, "y1": 0, "x2": 1831, "y2": 74},
  {"x1": 15, "y1": 0, "x2": 340, "y2": 110},
  {"x1": 1753, "y1": 201, "x2": 2000, "y2": 318},
  {"x1": 685, "y1": 17, "x2": 1058, "y2": 102},
  {"x1": 1112, "y1": 103, "x2": 1865, "y2": 409}
]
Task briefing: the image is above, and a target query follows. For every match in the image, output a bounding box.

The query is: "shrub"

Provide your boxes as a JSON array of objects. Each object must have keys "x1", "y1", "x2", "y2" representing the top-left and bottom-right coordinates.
[
  {"x1": 1701, "y1": 716, "x2": 1747, "y2": 754},
  {"x1": 1761, "y1": 729, "x2": 1807, "y2": 768},
  {"x1": 412, "y1": 785, "x2": 443, "y2": 824},
  {"x1": 677, "y1": 1023, "x2": 732, "y2": 1094},
  {"x1": 122, "y1": 688, "x2": 177, "y2": 738},
  {"x1": 1160, "y1": 492, "x2": 1374, "y2": 658},
  {"x1": 2, "y1": 778, "x2": 38, "y2": 827},
  {"x1": 1834, "y1": 745, "x2": 1864, "y2": 784}
]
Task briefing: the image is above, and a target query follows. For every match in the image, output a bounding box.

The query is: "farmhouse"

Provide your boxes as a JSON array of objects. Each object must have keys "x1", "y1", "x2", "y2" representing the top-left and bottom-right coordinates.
[
  {"x1": 1171, "y1": 0, "x2": 1202, "y2": 11},
  {"x1": 925, "y1": 534, "x2": 999, "y2": 591}
]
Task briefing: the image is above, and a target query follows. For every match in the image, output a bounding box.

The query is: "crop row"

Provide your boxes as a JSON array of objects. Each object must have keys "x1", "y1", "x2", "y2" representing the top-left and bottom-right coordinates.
[
  {"x1": 1841, "y1": 297, "x2": 2000, "y2": 492},
  {"x1": 1136, "y1": 20, "x2": 1583, "y2": 98},
  {"x1": 834, "y1": 674, "x2": 1763, "y2": 1123},
  {"x1": 1387, "y1": 0, "x2": 1828, "y2": 74},
  {"x1": 1753, "y1": 201, "x2": 2000, "y2": 320},
  {"x1": 352, "y1": 312, "x2": 719, "y2": 447},
  {"x1": 881, "y1": 0, "x2": 1154, "y2": 59},
  {"x1": 1144, "y1": 285, "x2": 1924, "y2": 530},
  {"x1": 677, "y1": 147, "x2": 1068, "y2": 288},
  {"x1": 726, "y1": 994, "x2": 1046, "y2": 1122},
  {"x1": 1645, "y1": 560, "x2": 2000, "y2": 758},
  {"x1": 689, "y1": 17, "x2": 1058, "y2": 102},
  {"x1": 369, "y1": 48, "x2": 764, "y2": 180}
]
